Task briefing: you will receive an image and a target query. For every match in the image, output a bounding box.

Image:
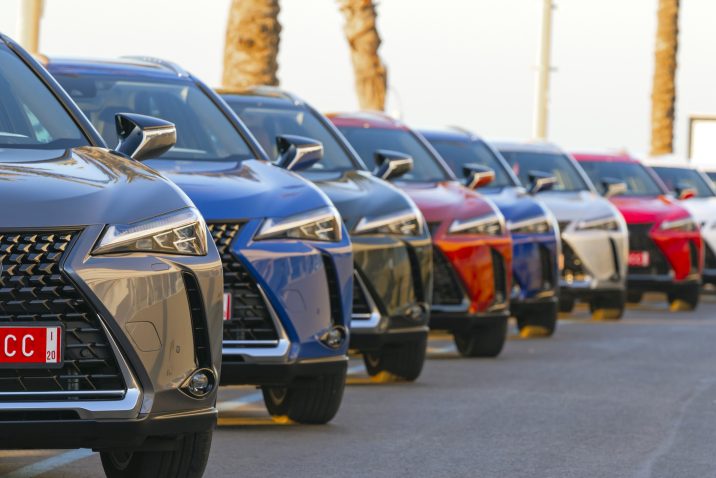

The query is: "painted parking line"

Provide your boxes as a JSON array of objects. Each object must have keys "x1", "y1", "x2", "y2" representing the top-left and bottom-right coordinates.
[{"x1": 3, "y1": 449, "x2": 94, "y2": 478}]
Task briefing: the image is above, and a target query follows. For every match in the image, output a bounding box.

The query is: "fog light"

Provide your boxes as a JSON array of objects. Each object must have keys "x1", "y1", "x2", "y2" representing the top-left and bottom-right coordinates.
[
  {"x1": 182, "y1": 368, "x2": 216, "y2": 398},
  {"x1": 320, "y1": 326, "x2": 347, "y2": 349}
]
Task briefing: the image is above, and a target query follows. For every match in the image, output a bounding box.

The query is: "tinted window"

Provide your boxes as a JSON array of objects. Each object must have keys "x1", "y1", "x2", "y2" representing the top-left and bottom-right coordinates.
[
  {"x1": 224, "y1": 100, "x2": 357, "y2": 171},
  {"x1": 55, "y1": 74, "x2": 253, "y2": 161},
  {"x1": 706, "y1": 171, "x2": 716, "y2": 187},
  {"x1": 337, "y1": 127, "x2": 451, "y2": 182},
  {"x1": 580, "y1": 161, "x2": 665, "y2": 196},
  {"x1": 651, "y1": 166, "x2": 715, "y2": 198},
  {"x1": 0, "y1": 44, "x2": 86, "y2": 149},
  {"x1": 427, "y1": 138, "x2": 517, "y2": 188},
  {"x1": 498, "y1": 150, "x2": 590, "y2": 192}
]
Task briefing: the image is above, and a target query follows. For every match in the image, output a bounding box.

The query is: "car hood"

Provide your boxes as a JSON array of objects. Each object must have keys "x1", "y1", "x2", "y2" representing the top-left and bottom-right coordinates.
[
  {"x1": 536, "y1": 190, "x2": 620, "y2": 223},
  {"x1": 146, "y1": 159, "x2": 331, "y2": 221},
  {"x1": 397, "y1": 180, "x2": 497, "y2": 223},
  {"x1": 0, "y1": 147, "x2": 190, "y2": 228},
  {"x1": 483, "y1": 186, "x2": 549, "y2": 224},
  {"x1": 610, "y1": 195, "x2": 689, "y2": 224},
  {"x1": 303, "y1": 170, "x2": 418, "y2": 230}
]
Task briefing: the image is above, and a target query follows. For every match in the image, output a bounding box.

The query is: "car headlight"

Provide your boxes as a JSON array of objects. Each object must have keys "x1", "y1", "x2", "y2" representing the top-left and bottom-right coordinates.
[
  {"x1": 575, "y1": 215, "x2": 620, "y2": 232},
  {"x1": 354, "y1": 209, "x2": 424, "y2": 236},
  {"x1": 94, "y1": 207, "x2": 208, "y2": 255},
  {"x1": 449, "y1": 214, "x2": 504, "y2": 236},
  {"x1": 255, "y1": 206, "x2": 342, "y2": 242},
  {"x1": 508, "y1": 216, "x2": 553, "y2": 234},
  {"x1": 660, "y1": 217, "x2": 698, "y2": 232}
]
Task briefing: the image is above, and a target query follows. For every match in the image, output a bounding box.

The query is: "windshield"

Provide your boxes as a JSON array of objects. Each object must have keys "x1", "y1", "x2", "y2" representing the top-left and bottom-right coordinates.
[
  {"x1": 426, "y1": 138, "x2": 517, "y2": 188},
  {"x1": 498, "y1": 150, "x2": 590, "y2": 192},
  {"x1": 580, "y1": 161, "x2": 665, "y2": 196},
  {"x1": 223, "y1": 99, "x2": 357, "y2": 171},
  {"x1": 336, "y1": 127, "x2": 451, "y2": 182},
  {"x1": 54, "y1": 74, "x2": 253, "y2": 161},
  {"x1": 0, "y1": 44, "x2": 87, "y2": 150},
  {"x1": 651, "y1": 166, "x2": 716, "y2": 198}
]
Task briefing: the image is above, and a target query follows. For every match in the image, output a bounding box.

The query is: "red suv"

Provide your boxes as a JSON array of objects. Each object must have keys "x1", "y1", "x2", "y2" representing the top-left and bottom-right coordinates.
[
  {"x1": 575, "y1": 153, "x2": 703, "y2": 310},
  {"x1": 329, "y1": 112, "x2": 512, "y2": 357}
]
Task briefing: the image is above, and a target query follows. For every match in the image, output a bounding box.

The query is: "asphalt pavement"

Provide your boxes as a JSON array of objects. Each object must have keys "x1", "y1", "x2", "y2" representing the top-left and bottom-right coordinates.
[{"x1": 2, "y1": 294, "x2": 716, "y2": 477}]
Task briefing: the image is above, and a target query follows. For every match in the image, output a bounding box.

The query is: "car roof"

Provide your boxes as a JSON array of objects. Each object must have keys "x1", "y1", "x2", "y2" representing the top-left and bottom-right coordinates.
[
  {"x1": 572, "y1": 152, "x2": 638, "y2": 163},
  {"x1": 217, "y1": 85, "x2": 304, "y2": 105},
  {"x1": 327, "y1": 111, "x2": 409, "y2": 131},
  {"x1": 491, "y1": 141, "x2": 565, "y2": 155},
  {"x1": 45, "y1": 56, "x2": 191, "y2": 81},
  {"x1": 418, "y1": 128, "x2": 485, "y2": 143}
]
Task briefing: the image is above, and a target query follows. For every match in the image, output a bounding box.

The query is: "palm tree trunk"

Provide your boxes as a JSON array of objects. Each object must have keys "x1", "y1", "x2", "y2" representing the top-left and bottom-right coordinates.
[
  {"x1": 222, "y1": 0, "x2": 281, "y2": 89},
  {"x1": 650, "y1": 0, "x2": 680, "y2": 156},
  {"x1": 338, "y1": 0, "x2": 387, "y2": 111}
]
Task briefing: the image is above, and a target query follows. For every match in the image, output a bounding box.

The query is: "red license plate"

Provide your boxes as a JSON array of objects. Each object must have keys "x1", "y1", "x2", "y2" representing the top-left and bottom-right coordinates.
[
  {"x1": 628, "y1": 251, "x2": 650, "y2": 267},
  {"x1": 223, "y1": 293, "x2": 232, "y2": 321},
  {"x1": 0, "y1": 325, "x2": 63, "y2": 367}
]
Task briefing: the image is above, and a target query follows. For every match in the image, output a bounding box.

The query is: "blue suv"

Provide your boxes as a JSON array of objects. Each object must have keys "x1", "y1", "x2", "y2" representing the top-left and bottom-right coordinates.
[
  {"x1": 422, "y1": 129, "x2": 560, "y2": 336},
  {"x1": 48, "y1": 57, "x2": 353, "y2": 424}
]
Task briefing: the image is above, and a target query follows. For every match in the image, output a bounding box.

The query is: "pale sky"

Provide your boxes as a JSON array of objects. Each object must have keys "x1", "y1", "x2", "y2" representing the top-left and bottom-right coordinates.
[{"x1": 1, "y1": 0, "x2": 715, "y2": 157}]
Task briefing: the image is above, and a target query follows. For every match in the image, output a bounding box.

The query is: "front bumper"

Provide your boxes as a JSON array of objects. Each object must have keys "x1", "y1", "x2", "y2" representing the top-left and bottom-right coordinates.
[
  {"x1": 559, "y1": 226, "x2": 628, "y2": 299},
  {"x1": 0, "y1": 224, "x2": 224, "y2": 447},
  {"x1": 211, "y1": 220, "x2": 353, "y2": 385},
  {"x1": 0, "y1": 408, "x2": 217, "y2": 451},
  {"x1": 349, "y1": 235, "x2": 432, "y2": 347},
  {"x1": 220, "y1": 356, "x2": 348, "y2": 387}
]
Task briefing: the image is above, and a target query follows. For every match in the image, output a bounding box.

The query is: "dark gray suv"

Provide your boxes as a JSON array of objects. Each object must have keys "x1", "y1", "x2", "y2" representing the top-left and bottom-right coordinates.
[{"x1": 0, "y1": 34, "x2": 223, "y2": 478}]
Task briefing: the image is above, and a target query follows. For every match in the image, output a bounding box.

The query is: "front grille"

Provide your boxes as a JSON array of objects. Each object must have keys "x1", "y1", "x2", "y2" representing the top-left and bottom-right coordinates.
[
  {"x1": 432, "y1": 247, "x2": 465, "y2": 306},
  {"x1": 0, "y1": 231, "x2": 124, "y2": 398},
  {"x1": 491, "y1": 248, "x2": 508, "y2": 305},
  {"x1": 208, "y1": 223, "x2": 278, "y2": 343},
  {"x1": 352, "y1": 270, "x2": 372, "y2": 318},
  {"x1": 562, "y1": 239, "x2": 587, "y2": 280},
  {"x1": 705, "y1": 243, "x2": 716, "y2": 269},
  {"x1": 539, "y1": 244, "x2": 554, "y2": 290},
  {"x1": 627, "y1": 223, "x2": 669, "y2": 275}
]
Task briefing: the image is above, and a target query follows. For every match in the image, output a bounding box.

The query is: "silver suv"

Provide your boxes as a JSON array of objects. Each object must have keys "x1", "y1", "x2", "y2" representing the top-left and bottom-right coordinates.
[
  {"x1": 0, "y1": 34, "x2": 223, "y2": 478},
  {"x1": 495, "y1": 142, "x2": 628, "y2": 319}
]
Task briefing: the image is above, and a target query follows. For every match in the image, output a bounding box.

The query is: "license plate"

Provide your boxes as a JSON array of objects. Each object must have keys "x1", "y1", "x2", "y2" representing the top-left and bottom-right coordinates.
[
  {"x1": 223, "y1": 293, "x2": 232, "y2": 321},
  {"x1": 0, "y1": 324, "x2": 63, "y2": 367},
  {"x1": 628, "y1": 251, "x2": 650, "y2": 267}
]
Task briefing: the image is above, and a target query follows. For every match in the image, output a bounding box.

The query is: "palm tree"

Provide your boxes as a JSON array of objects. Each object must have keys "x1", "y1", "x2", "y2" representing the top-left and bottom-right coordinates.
[
  {"x1": 650, "y1": 0, "x2": 680, "y2": 156},
  {"x1": 338, "y1": 0, "x2": 387, "y2": 111},
  {"x1": 222, "y1": 0, "x2": 281, "y2": 89}
]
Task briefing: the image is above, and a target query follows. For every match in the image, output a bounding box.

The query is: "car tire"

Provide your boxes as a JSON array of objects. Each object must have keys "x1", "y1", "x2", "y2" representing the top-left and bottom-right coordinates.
[
  {"x1": 100, "y1": 429, "x2": 213, "y2": 478},
  {"x1": 262, "y1": 369, "x2": 346, "y2": 425},
  {"x1": 558, "y1": 297, "x2": 575, "y2": 313},
  {"x1": 589, "y1": 291, "x2": 626, "y2": 320},
  {"x1": 362, "y1": 333, "x2": 428, "y2": 382},
  {"x1": 668, "y1": 283, "x2": 700, "y2": 311},
  {"x1": 452, "y1": 317, "x2": 508, "y2": 358},
  {"x1": 516, "y1": 301, "x2": 558, "y2": 337},
  {"x1": 626, "y1": 291, "x2": 643, "y2": 304}
]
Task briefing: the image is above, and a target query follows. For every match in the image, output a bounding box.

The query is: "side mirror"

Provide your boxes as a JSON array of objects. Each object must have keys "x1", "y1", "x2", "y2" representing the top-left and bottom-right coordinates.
[
  {"x1": 675, "y1": 181, "x2": 697, "y2": 200},
  {"x1": 463, "y1": 163, "x2": 495, "y2": 189},
  {"x1": 528, "y1": 170, "x2": 557, "y2": 194},
  {"x1": 602, "y1": 177, "x2": 628, "y2": 198},
  {"x1": 373, "y1": 149, "x2": 413, "y2": 181},
  {"x1": 115, "y1": 113, "x2": 176, "y2": 161},
  {"x1": 275, "y1": 135, "x2": 323, "y2": 171}
]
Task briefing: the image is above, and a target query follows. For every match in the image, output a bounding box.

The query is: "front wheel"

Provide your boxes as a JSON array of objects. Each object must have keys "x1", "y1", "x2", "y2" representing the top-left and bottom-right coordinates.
[
  {"x1": 516, "y1": 300, "x2": 558, "y2": 338},
  {"x1": 363, "y1": 333, "x2": 427, "y2": 382},
  {"x1": 100, "y1": 429, "x2": 213, "y2": 478},
  {"x1": 262, "y1": 369, "x2": 346, "y2": 424},
  {"x1": 589, "y1": 291, "x2": 626, "y2": 320},
  {"x1": 453, "y1": 317, "x2": 508, "y2": 358},
  {"x1": 668, "y1": 282, "x2": 700, "y2": 311}
]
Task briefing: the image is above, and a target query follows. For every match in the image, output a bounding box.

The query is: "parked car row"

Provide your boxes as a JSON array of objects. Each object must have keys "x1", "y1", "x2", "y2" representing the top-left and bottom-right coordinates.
[{"x1": 1, "y1": 33, "x2": 713, "y2": 477}]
